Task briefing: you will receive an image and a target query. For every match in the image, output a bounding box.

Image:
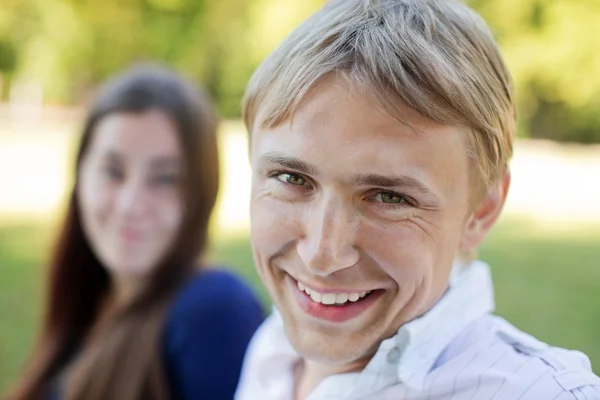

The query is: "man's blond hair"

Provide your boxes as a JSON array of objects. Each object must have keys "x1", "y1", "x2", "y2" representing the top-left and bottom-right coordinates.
[{"x1": 243, "y1": 0, "x2": 515, "y2": 193}]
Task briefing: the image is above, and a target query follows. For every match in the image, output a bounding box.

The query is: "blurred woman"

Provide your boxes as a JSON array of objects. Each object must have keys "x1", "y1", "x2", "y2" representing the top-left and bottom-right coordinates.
[{"x1": 6, "y1": 64, "x2": 264, "y2": 400}]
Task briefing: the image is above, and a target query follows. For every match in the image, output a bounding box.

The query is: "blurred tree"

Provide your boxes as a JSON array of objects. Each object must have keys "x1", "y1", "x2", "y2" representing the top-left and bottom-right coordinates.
[
  {"x1": 1, "y1": 0, "x2": 599, "y2": 142},
  {"x1": 0, "y1": 0, "x2": 27, "y2": 100},
  {"x1": 0, "y1": 0, "x2": 326, "y2": 115},
  {"x1": 470, "y1": 0, "x2": 600, "y2": 143},
  {"x1": 0, "y1": 38, "x2": 17, "y2": 99},
  {"x1": 0, "y1": 39, "x2": 17, "y2": 73}
]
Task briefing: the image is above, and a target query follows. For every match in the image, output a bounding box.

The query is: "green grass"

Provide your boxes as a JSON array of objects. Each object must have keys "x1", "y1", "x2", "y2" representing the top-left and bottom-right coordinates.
[
  {"x1": 1, "y1": 217, "x2": 599, "y2": 391},
  {"x1": 0, "y1": 221, "x2": 54, "y2": 390},
  {"x1": 480, "y1": 218, "x2": 600, "y2": 365}
]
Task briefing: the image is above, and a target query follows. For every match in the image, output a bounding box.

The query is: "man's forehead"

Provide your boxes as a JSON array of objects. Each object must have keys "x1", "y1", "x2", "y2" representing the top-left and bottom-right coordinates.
[{"x1": 253, "y1": 75, "x2": 453, "y2": 137}]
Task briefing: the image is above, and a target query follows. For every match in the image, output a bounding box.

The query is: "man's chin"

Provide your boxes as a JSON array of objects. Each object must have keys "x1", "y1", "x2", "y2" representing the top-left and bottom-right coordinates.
[{"x1": 284, "y1": 322, "x2": 377, "y2": 366}]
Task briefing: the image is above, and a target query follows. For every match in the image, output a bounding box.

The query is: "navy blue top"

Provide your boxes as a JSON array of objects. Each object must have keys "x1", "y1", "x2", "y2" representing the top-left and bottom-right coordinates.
[
  {"x1": 46, "y1": 268, "x2": 264, "y2": 400},
  {"x1": 162, "y1": 268, "x2": 264, "y2": 399}
]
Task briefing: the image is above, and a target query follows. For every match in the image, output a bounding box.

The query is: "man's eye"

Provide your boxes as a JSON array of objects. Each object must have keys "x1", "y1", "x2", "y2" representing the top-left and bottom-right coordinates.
[
  {"x1": 373, "y1": 191, "x2": 407, "y2": 204},
  {"x1": 277, "y1": 173, "x2": 306, "y2": 186}
]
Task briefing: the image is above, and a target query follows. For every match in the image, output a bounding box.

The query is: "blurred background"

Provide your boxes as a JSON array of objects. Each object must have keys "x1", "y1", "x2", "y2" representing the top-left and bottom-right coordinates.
[{"x1": 1, "y1": 0, "x2": 599, "y2": 390}]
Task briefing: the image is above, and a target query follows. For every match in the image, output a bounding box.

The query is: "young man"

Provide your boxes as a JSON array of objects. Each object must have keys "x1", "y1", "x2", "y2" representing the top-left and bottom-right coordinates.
[{"x1": 236, "y1": 0, "x2": 600, "y2": 399}]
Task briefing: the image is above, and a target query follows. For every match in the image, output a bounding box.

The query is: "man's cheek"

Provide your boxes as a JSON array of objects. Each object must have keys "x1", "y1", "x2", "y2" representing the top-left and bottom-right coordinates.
[
  {"x1": 254, "y1": 204, "x2": 297, "y2": 245},
  {"x1": 251, "y1": 215, "x2": 280, "y2": 255}
]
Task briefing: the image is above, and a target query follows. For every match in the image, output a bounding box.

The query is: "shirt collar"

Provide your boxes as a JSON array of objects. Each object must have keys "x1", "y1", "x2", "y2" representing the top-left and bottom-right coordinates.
[{"x1": 357, "y1": 259, "x2": 496, "y2": 394}]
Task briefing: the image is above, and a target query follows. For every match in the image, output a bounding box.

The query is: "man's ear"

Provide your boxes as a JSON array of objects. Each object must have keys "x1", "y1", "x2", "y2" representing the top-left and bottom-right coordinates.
[{"x1": 459, "y1": 171, "x2": 511, "y2": 252}]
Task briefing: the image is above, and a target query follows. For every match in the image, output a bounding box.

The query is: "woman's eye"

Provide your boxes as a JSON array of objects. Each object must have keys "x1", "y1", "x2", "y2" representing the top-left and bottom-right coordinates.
[
  {"x1": 373, "y1": 191, "x2": 407, "y2": 204},
  {"x1": 154, "y1": 175, "x2": 178, "y2": 186},
  {"x1": 277, "y1": 173, "x2": 307, "y2": 186},
  {"x1": 102, "y1": 166, "x2": 123, "y2": 180}
]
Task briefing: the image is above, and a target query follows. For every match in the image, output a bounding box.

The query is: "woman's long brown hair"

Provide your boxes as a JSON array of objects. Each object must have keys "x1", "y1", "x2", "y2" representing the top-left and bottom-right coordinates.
[{"x1": 6, "y1": 64, "x2": 220, "y2": 400}]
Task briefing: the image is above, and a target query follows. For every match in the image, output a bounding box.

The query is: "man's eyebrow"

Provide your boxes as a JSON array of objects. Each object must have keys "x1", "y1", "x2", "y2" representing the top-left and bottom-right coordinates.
[
  {"x1": 350, "y1": 173, "x2": 436, "y2": 197},
  {"x1": 259, "y1": 152, "x2": 436, "y2": 197},
  {"x1": 259, "y1": 152, "x2": 318, "y2": 175}
]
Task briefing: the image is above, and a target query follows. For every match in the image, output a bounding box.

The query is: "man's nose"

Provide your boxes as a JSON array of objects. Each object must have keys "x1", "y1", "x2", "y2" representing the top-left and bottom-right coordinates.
[{"x1": 297, "y1": 196, "x2": 360, "y2": 276}]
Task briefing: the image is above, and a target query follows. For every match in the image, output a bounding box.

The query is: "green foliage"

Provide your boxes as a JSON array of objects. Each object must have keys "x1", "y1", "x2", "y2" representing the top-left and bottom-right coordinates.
[
  {"x1": 0, "y1": 0, "x2": 326, "y2": 114},
  {"x1": 470, "y1": 0, "x2": 600, "y2": 142},
  {"x1": 0, "y1": 39, "x2": 17, "y2": 73},
  {"x1": 1, "y1": 0, "x2": 600, "y2": 141}
]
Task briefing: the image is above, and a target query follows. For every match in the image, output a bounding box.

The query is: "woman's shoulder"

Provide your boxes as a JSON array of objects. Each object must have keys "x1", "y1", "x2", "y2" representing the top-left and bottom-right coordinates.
[
  {"x1": 162, "y1": 268, "x2": 265, "y2": 399},
  {"x1": 166, "y1": 267, "x2": 264, "y2": 329}
]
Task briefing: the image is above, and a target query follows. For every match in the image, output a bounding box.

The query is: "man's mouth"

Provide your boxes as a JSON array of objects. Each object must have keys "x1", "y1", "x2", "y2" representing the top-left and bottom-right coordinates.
[
  {"x1": 296, "y1": 281, "x2": 374, "y2": 305},
  {"x1": 289, "y1": 276, "x2": 382, "y2": 323}
]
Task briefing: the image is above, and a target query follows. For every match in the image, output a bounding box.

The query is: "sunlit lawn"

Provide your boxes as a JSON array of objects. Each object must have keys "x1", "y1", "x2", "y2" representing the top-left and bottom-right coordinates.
[{"x1": 1, "y1": 216, "x2": 599, "y2": 391}]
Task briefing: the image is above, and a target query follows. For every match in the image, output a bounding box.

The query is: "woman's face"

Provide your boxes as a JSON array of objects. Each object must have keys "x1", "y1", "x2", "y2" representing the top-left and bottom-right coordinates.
[{"x1": 78, "y1": 109, "x2": 184, "y2": 280}]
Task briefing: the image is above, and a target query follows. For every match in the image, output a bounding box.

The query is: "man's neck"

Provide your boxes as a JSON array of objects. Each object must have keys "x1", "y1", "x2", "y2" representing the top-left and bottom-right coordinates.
[{"x1": 294, "y1": 357, "x2": 371, "y2": 400}]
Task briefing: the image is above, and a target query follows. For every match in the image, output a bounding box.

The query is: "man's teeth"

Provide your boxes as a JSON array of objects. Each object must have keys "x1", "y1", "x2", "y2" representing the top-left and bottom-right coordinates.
[{"x1": 297, "y1": 281, "x2": 371, "y2": 305}]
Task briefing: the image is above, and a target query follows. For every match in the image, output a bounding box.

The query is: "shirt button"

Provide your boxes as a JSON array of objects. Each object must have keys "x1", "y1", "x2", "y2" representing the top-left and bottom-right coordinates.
[
  {"x1": 387, "y1": 346, "x2": 402, "y2": 364},
  {"x1": 396, "y1": 329, "x2": 410, "y2": 349}
]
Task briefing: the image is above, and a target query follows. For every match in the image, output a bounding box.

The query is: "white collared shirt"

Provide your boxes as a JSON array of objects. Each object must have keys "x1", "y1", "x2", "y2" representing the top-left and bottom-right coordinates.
[{"x1": 236, "y1": 261, "x2": 600, "y2": 400}]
